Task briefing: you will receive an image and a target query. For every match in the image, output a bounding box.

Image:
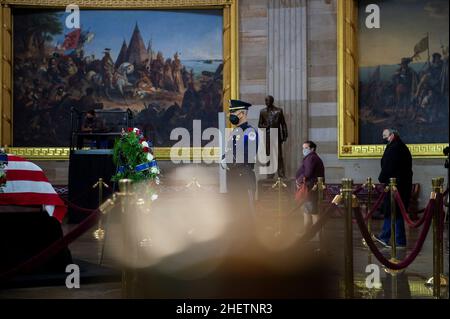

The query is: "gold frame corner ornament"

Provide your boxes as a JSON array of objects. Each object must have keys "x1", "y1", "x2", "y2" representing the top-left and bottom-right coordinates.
[
  {"x1": 337, "y1": 0, "x2": 447, "y2": 159},
  {"x1": 0, "y1": 0, "x2": 239, "y2": 160}
]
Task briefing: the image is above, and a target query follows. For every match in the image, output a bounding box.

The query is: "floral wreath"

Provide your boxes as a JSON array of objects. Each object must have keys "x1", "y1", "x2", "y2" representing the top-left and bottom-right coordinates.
[{"x1": 112, "y1": 127, "x2": 160, "y2": 184}]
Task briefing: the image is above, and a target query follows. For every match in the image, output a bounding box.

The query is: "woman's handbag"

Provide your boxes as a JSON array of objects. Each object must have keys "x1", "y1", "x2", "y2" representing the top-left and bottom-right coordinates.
[{"x1": 295, "y1": 177, "x2": 309, "y2": 204}]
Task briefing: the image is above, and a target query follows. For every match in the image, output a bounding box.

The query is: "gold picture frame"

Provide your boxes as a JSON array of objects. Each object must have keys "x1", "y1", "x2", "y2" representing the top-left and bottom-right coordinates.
[
  {"x1": 0, "y1": 0, "x2": 238, "y2": 160},
  {"x1": 337, "y1": 0, "x2": 447, "y2": 159}
]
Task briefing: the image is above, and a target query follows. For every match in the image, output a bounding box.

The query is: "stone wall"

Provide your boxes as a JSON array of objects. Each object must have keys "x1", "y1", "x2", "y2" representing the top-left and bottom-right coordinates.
[{"x1": 240, "y1": 0, "x2": 308, "y2": 178}]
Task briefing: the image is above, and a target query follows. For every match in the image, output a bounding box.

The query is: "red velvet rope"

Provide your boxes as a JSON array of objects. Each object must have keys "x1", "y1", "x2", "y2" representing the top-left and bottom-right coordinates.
[
  {"x1": 363, "y1": 191, "x2": 387, "y2": 221},
  {"x1": 394, "y1": 191, "x2": 428, "y2": 228},
  {"x1": 374, "y1": 184, "x2": 385, "y2": 194},
  {"x1": 365, "y1": 192, "x2": 387, "y2": 221},
  {"x1": 350, "y1": 191, "x2": 386, "y2": 224},
  {"x1": 352, "y1": 185, "x2": 364, "y2": 195},
  {"x1": 0, "y1": 208, "x2": 100, "y2": 283},
  {"x1": 62, "y1": 197, "x2": 99, "y2": 214},
  {"x1": 334, "y1": 205, "x2": 344, "y2": 217},
  {"x1": 324, "y1": 188, "x2": 334, "y2": 202},
  {"x1": 296, "y1": 203, "x2": 337, "y2": 242},
  {"x1": 354, "y1": 199, "x2": 435, "y2": 270}
]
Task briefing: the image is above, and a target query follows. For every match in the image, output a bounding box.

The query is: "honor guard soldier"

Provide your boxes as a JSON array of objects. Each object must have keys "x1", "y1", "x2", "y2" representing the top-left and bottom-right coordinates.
[{"x1": 221, "y1": 99, "x2": 259, "y2": 219}]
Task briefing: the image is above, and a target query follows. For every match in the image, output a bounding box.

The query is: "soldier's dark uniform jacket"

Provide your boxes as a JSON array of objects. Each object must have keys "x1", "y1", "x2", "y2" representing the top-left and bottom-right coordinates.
[{"x1": 226, "y1": 121, "x2": 259, "y2": 169}]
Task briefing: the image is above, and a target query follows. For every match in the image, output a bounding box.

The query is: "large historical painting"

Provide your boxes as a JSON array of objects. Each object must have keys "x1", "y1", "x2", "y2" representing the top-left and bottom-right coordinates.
[
  {"x1": 12, "y1": 9, "x2": 223, "y2": 147},
  {"x1": 358, "y1": 0, "x2": 449, "y2": 145}
]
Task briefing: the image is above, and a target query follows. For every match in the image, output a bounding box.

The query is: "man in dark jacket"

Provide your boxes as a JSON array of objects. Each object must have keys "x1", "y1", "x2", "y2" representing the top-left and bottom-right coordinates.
[
  {"x1": 374, "y1": 128, "x2": 412, "y2": 248},
  {"x1": 295, "y1": 141, "x2": 325, "y2": 230}
]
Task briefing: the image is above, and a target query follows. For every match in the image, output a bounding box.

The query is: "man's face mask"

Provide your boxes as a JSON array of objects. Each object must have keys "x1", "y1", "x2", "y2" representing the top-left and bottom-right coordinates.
[
  {"x1": 229, "y1": 112, "x2": 240, "y2": 125},
  {"x1": 382, "y1": 132, "x2": 391, "y2": 144}
]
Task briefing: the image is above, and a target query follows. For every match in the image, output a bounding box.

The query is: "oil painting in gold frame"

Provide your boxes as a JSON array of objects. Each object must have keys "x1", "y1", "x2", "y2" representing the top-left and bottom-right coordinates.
[
  {"x1": 338, "y1": 0, "x2": 448, "y2": 158},
  {"x1": 0, "y1": 0, "x2": 239, "y2": 160}
]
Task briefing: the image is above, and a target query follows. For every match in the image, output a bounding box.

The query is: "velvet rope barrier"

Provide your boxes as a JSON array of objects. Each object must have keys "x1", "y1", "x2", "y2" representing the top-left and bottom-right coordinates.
[
  {"x1": 0, "y1": 208, "x2": 101, "y2": 283},
  {"x1": 362, "y1": 191, "x2": 386, "y2": 222},
  {"x1": 375, "y1": 184, "x2": 385, "y2": 195},
  {"x1": 354, "y1": 199, "x2": 435, "y2": 270},
  {"x1": 348, "y1": 191, "x2": 386, "y2": 224},
  {"x1": 320, "y1": 202, "x2": 341, "y2": 218},
  {"x1": 365, "y1": 192, "x2": 387, "y2": 221},
  {"x1": 352, "y1": 185, "x2": 364, "y2": 195},
  {"x1": 324, "y1": 187, "x2": 334, "y2": 202},
  {"x1": 296, "y1": 203, "x2": 337, "y2": 242},
  {"x1": 286, "y1": 202, "x2": 303, "y2": 216},
  {"x1": 394, "y1": 191, "x2": 428, "y2": 228},
  {"x1": 333, "y1": 205, "x2": 344, "y2": 218},
  {"x1": 62, "y1": 197, "x2": 99, "y2": 214}
]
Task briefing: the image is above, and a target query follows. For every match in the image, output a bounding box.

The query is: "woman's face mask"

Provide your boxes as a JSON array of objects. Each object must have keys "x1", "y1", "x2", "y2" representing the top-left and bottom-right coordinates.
[{"x1": 303, "y1": 148, "x2": 311, "y2": 157}]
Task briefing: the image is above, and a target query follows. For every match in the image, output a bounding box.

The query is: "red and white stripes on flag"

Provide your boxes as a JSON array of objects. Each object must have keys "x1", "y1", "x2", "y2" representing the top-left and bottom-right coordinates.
[{"x1": 0, "y1": 155, "x2": 67, "y2": 222}]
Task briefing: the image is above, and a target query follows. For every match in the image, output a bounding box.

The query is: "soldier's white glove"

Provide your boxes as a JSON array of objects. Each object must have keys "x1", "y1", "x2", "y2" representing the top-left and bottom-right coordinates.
[{"x1": 220, "y1": 157, "x2": 229, "y2": 170}]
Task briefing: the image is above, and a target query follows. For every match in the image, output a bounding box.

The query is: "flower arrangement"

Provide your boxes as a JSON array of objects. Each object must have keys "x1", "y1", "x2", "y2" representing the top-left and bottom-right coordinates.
[{"x1": 112, "y1": 128, "x2": 160, "y2": 183}]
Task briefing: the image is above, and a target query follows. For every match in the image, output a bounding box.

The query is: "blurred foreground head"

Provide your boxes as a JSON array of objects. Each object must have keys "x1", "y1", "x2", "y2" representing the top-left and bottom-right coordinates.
[{"x1": 110, "y1": 168, "x2": 337, "y2": 298}]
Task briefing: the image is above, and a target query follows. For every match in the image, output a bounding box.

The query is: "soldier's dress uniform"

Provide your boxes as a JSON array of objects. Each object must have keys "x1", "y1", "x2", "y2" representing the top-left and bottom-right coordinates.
[{"x1": 223, "y1": 100, "x2": 259, "y2": 219}]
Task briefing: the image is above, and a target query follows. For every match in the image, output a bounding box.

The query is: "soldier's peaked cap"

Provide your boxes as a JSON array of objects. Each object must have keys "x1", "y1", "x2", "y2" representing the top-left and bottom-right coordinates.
[{"x1": 229, "y1": 99, "x2": 252, "y2": 111}]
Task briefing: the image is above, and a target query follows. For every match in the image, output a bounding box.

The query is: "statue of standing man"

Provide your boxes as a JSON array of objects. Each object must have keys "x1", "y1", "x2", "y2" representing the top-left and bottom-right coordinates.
[{"x1": 258, "y1": 95, "x2": 288, "y2": 178}]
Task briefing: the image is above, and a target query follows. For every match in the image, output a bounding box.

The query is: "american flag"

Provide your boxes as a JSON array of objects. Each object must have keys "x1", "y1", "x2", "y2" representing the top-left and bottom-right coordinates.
[{"x1": 0, "y1": 155, "x2": 67, "y2": 222}]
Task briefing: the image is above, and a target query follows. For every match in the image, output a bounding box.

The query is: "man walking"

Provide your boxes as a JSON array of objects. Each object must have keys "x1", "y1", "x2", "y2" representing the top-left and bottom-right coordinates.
[{"x1": 374, "y1": 128, "x2": 413, "y2": 248}]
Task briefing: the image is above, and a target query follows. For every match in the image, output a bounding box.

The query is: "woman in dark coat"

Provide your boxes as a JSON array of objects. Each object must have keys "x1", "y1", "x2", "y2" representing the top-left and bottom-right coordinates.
[{"x1": 295, "y1": 141, "x2": 325, "y2": 231}]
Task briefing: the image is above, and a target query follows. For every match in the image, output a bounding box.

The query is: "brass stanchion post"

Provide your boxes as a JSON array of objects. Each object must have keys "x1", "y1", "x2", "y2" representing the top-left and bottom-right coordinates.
[
  {"x1": 384, "y1": 178, "x2": 401, "y2": 287},
  {"x1": 119, "y1": 179, "x2": 135, "y2": 299},
  {"x1": 425, "y1": 177, "x2": 448, "y2": 294},
  {"x1": 361, "y1": 177, "x2": 374, "y2": 249},
  {"x1": 93, "y1": 178, "x2": 109, "y2": 265},
  {"x1": 272, "y1": 177, "x2": 287, "y2": 237},
  {"x1": 93, "y1": 178, "x2": 109, "y2": 240},
  {"x1": 364, "y1": 178, "x2": 381, "y2": 298},
  {"x1": 437, "y1": 177, "x2": 448, "y2": 288},
  {"x1": 366, "y1": 177, "x2": 374, "y2": 236},
  {"x1": 433, "y1": 178, "x2": 442, "y2": 298},
  {"x1": 342, "y1": 178, "x2": 354, "y2": 298},
  {"x1": 317, "y1": 177, "x2": 326, "y2": 253},
  {"x1": 389, "y1": 178, "x2": 398, "y2": 262}
]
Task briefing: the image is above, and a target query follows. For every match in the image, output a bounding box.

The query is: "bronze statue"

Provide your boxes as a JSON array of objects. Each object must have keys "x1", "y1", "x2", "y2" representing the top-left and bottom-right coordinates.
[{"x1": 258, "y1": 95, "x2": 288, "y2": 178}]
